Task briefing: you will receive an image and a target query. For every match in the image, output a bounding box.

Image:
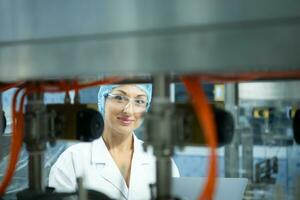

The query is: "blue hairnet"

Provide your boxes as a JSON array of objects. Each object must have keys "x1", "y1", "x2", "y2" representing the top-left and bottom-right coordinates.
[{"x1": 98, "y1": 84, "x2": 152, "y2": 117}]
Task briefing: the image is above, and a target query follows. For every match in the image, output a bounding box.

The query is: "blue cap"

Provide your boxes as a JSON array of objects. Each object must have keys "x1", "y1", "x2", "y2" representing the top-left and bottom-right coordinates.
[{"x1": 98, "y1": 84, "x2": 152, "y2": 117}]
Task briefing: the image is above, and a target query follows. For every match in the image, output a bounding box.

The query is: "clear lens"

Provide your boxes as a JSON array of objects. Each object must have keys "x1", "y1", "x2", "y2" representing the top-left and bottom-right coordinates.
[{"x1": 106, "y1": 93, "x2": 147, "y2": 112}]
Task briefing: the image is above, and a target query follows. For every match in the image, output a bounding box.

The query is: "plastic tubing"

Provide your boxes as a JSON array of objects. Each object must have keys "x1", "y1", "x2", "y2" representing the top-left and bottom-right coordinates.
[
  {"x1": 181, "y1": 76, "x2": 218, "y2": 200},
  {"x1": 0, "y1": 88, "x2": 25, "y2": 196},
  {"x1": 0, "y1": 82, "x2": 24, "y2": 92}
]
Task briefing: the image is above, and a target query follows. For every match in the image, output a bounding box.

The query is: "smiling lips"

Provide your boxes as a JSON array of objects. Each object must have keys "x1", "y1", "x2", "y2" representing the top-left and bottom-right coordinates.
[{"x1": 117, "y1": 116, "x2": 134, "y2": 126}]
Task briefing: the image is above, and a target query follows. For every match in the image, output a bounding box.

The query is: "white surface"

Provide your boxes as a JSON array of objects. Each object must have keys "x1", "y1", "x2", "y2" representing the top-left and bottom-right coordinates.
[
  {"x1": 175, "y1": 145, "x2": 287, "y2": 159},
  {"x1": 239, "y1": 81, "x2": 300, "y2": 100},
  {"x1": 171, "y1": 177, "x2": 248, "y2": 200}
]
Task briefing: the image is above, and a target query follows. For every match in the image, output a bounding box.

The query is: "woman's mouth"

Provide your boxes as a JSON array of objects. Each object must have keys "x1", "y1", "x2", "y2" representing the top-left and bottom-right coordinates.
[{"x1": 117, "y1": 117, "x2": 134, "y2": 126}]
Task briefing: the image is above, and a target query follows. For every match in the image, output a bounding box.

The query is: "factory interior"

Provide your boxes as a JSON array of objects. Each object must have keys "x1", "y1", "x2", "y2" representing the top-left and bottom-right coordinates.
[{"x1": 0, "y1": 1, "x2": 300, "y2": 200}]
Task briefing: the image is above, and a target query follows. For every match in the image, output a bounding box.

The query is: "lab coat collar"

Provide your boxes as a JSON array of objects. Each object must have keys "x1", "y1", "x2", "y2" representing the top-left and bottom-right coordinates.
[
  {"x1": 91, "y1": 134, "x2": 151, "y2": 165},
  {"x1": 91, "y1": 136, "x2": 109, "y2": 164},
  {"x1": 132, "y1": 134, "x2": 153, "y2": 165},
  {"x1": 91, "y1": 136, "x2": 128, "y2": 198},
  {"x1": 90, "y1": 134, "x2": 152, "y2": 199}
]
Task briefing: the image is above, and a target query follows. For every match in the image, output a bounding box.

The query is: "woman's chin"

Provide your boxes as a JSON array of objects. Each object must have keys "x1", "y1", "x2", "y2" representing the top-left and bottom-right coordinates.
[{"x1": 114, "y1": 125, "x2": 134, "y2": 135}]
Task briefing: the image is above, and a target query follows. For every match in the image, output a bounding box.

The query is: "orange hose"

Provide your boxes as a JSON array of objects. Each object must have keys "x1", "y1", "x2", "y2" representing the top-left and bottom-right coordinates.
[
  {"x1": 0, "y1": 82, "x2": 24, "y2": 92},
  {"x1": 181, "y1": 76, "x2": 218, "y2": 200},
  {"x1": 37, "y1": 77, "x2": 123, "y2": 92},
  {"x1": 73, "y1": 80, "x2": 79, "y2": 96},
  {"x1": 58, "y1": 80, "x2": 70, "y2": 91},
  {"x1": 0, "y1": 88, "x2": 25, "y2": 196}
]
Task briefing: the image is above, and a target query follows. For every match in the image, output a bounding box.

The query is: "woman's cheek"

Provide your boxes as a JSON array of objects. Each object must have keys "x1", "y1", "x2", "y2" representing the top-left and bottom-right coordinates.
[{"x1": 134, "y1": 117, "x2": 143, "y2": 129}]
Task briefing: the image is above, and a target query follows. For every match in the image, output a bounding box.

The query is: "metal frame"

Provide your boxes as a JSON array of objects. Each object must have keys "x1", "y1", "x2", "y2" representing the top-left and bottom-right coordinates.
[{"x1": 1, "y1": 0, "x2": 300, "y2": 80}]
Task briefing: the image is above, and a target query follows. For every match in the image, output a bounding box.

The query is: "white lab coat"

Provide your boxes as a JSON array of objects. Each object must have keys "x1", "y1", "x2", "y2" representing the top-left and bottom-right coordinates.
[{"x1": 48, "y1": 134, "x2": 180, "y2": 200}]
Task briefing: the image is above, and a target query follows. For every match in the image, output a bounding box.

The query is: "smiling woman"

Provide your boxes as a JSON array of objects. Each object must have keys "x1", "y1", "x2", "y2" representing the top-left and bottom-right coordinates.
[
  {"x1": 48, "y1": 84, "x2": 180, "y2": 200},
  {"x1": 102, "y1": 85, "x2": 149, "y2": 137}
]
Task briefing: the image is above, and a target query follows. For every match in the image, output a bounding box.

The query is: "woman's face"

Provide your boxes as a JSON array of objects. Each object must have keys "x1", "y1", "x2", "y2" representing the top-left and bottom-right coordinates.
[{"x1": 104, "y1": 85, "x2": 148, "y2": 136}]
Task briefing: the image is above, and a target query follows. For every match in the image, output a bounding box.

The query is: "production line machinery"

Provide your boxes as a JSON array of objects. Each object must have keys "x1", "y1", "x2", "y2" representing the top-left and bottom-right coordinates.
[
  {"x1": 0, "y1": 76, "x2": 235, "y2": 200},
  {"x1": 1, "y1": 1, "x2": 300, "y2": 199},
  {"x1": 1, "y1": 77, "x2": 300, "y2": 200}
]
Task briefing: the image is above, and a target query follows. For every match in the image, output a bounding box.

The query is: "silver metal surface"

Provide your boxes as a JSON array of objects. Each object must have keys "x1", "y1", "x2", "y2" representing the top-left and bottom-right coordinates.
[
  {"x1": 239, "y1": 81, "x2": 300, "y2": 100},
  {"x1": 28, "y1": 153, "x2": 44, "y2": 191},
  {"x1": 156, "y1": 158, "x2": 172, "y2": 199},
  {"x1": 24, "y1": 92, "x2": 47, "y2": 191},
  {"x1": 224, "y1": 84, "x2": 240, "y2": 177},
  {"x1": 153, "y1": 75, "x2": 172, "y2": 199},
  {"x1": 1, "y1": 0, "x2": 300, "y2": 80},
  {"x1": 144, "y1": 74, "x2": 174, "y2": 199},
  {"x1": 241, "y1": 127, "x2": 254, "y2": 182},
  {"x1": 0, "y1": 93, "x2": 2, "y2": 135},
  {"x1": 77, "y1": 177, "x2": 88, "y2": 200}
]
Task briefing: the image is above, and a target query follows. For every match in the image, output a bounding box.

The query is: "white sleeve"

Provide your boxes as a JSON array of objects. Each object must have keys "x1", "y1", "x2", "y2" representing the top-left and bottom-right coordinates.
[
  {"x1": 171, "y1": 159, "x2": 180, "y2": 177},
  {"x1": 48, "y1": 149, "x2": 77, "y2": 192}
]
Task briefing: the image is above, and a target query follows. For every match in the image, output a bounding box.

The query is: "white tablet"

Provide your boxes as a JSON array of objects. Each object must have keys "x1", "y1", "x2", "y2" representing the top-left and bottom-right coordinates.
[{"x1": 171, "y1": 177, "x2": 248, "y2": 200}]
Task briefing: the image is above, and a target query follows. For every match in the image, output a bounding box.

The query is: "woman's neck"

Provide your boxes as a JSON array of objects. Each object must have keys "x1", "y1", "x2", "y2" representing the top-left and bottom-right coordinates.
[{"x1": 102, "y1": 128, "x2": 133, "y2": 152}]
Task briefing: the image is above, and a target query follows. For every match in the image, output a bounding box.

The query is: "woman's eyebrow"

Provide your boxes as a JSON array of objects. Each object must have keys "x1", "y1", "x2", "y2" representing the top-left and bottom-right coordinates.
[
  {"x1": 114, "y1": 89, "x2": 146, "y2": 97},
  {"x1": 114, "y1": 89, "x2": 127, "y2": 95},
  {"x1": 136, "y1": 94, "x2": 146, "y2": 97}
]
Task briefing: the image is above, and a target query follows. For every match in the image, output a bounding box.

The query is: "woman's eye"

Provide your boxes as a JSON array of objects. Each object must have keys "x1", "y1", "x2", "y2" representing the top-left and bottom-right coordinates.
[
  {"x1": 114, "y1": 95, "x2": 125, "y2": 101},
  {"x1": 135, "y1": 99, "x2": 146, "y2": 105}
]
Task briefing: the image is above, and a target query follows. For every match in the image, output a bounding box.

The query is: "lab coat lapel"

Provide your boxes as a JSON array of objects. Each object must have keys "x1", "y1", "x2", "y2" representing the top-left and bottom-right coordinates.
[
  {"x1": 128, "y1": 135, "x2": 154, "y2": 198},
  {"x1": 100, "y1": 163, "x2": 128, "y2": 199},
  {"x1": 132, "y1": 134, "x2": 153, "y2": 165},
  {"x1": 91, "y1": 137, "x2": 128, "y2": 199}
]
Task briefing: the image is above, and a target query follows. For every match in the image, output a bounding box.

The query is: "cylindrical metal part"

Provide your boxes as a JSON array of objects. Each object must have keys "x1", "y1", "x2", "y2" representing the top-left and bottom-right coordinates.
[
  {"x1": 152, "y1": 75, "x2": 173, "y2": 152},
  {"x1": 28, "y1": 153, "x2": 45, "y2": 191},
  {"x1": 241, "y1": 127, "x2": 253, "y2": 182},
  {"x1": 77, "y1": 177, "x2": 88, "y2": 200},
  {"x1": 24, "y1": 91, "x2": 47, "y2": 192},
  {"x1": 156, "y1": 158, "x2": 172, "y2": 199},
  {"x1": 0, "y1": 92, "x2": 2, "y2": 135},
  {"x1": 153, "y1": 74, "x2": 170, "y2": 98},
  {"x1": 150, "y1": 74, "x2": 174, "y2": 199},
  {"x1": 225, "y1": 84, "x2": 238, "y2": 106},
  {"x1": 224, "y1": 83, "x2": 240, "y2": 177}
]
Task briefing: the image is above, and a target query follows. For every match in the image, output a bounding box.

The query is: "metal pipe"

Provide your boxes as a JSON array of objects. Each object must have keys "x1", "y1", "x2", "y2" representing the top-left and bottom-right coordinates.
[
  {"x1": 156, "y1": 158, "x2": 172, "y2": 199},
  {"x1": 24, "y1": 91, "x2": 47, "y2": 192},
  {"x1": 77, "y1": 177, "x2": 88, "y2": 200},
  {"x1": 224, "y1": 83, "x2": 240, "y2": 177},
  {"x1": 151, "y1": 74, "x2": 173, "y2": 199},
  {"x1": 241, "y1": 127, "x2": 253, "y2": 182},
  {"x1": 0, "y1": 93, "x2": 2, "y2": 135},
  {"x1": 153, "y1": 74, "x2": 169, "y2": 98},
  {"x1": 28, "y1": 153, "x2": 44, "y2": 191}
]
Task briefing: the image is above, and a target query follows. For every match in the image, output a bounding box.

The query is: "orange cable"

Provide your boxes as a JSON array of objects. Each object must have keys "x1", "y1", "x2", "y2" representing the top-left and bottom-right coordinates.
[
  {"x1": 58, "y1": 80, "x2": 69, "y2": 91},
  {"x1": 0, "y1": 88, "x2": 25, "y2": 195},
  {"x1": 0, "y1": 82, "x2": 24, "y2": 92},
  {"x1": 73, "y1": 80, "x2": 79, "y2": 96},
  {"x1": 181, "y1": 76, "x2": 218, "y2": 200}
]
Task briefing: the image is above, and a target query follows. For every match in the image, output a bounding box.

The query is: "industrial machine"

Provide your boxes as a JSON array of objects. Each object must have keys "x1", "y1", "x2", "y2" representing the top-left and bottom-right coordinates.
[{"x1": 1, "y1": 1, "x2": 300, "y2": 199}]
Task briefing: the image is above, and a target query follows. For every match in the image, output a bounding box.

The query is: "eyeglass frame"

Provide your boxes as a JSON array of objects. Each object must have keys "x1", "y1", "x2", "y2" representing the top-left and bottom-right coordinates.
[{"x1": 104, "y1": 93, "x2": 148, "y2": 111}]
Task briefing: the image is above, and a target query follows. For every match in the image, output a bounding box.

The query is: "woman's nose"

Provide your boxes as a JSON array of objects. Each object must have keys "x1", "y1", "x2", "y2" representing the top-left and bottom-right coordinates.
[{"x1": 122, "y1": 100, "x2": 134, "y2": 113}]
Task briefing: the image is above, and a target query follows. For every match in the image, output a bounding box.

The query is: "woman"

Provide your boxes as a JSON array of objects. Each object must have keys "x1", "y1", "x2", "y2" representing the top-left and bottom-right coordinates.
[{"x1": 48, "y1": 84, "x2": 180, "y2": 200}]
